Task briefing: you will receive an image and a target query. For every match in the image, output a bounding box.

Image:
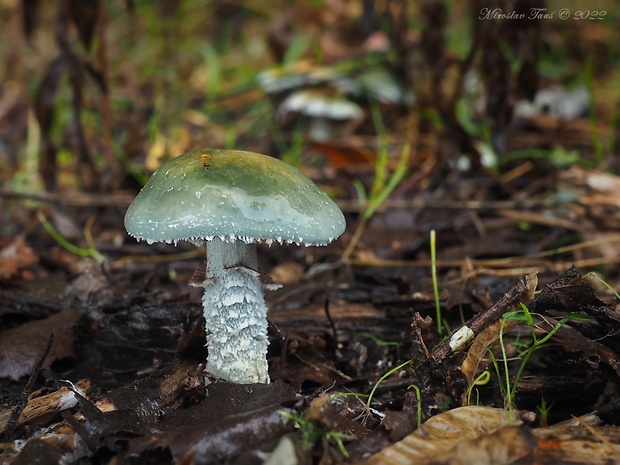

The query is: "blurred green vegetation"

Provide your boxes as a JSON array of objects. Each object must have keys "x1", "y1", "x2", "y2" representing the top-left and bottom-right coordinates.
[{"x1": 0, "y1": 0, "x2": 618, "y2": 195}]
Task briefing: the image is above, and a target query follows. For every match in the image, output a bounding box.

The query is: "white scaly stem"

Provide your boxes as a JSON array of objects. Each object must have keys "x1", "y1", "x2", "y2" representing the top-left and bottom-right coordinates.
[{"x1": 202, "y1": 237, "x2": 270, "y2": 383}]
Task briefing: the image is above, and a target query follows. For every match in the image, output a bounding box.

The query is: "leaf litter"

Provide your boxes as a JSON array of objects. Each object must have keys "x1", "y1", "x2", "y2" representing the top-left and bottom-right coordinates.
[{"x1": 2, "y1": 1, "x2": 620, "y2": 464}]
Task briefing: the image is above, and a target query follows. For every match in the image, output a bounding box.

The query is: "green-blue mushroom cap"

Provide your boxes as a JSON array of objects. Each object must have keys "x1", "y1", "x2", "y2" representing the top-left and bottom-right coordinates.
[{"x1": 125, "y1": 149, "x2": 346, "y2": 246}]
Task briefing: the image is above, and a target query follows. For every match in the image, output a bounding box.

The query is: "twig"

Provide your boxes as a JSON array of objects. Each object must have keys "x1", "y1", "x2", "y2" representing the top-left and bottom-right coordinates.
[
  {"x1": 336, "y1": 198, "x2": 581, "y2": 213},
  {"x1": 0, "y1": 188, "x2": 133, "y2": 207},
  {"x1": 323, "y1": 297, "x2": 338, "y2": 344},
  {"x1": 430, "y1": 273, "x2": 538, "y2": 364}
]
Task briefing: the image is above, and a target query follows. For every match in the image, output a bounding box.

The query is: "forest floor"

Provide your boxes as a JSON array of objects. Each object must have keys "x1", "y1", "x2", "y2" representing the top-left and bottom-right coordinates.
[{"x1": 2, "y1": 1, "x2": 620, "y2": 464}]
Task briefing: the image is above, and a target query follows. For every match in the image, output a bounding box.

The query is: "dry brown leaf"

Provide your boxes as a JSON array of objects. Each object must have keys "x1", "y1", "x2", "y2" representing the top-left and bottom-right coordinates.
[
  {"x1": 0, "y1": 235, "x2": 38, "y2": 280},
  {"x1": 65, "y1": 258, "x2": 112, "y2": 303},
  {"x1": 363, "y1": 406, "x2": 523, "y2": 465},
  {"x1": 427, "y1": 426, "x2": 536, "y2": 465},
  {"x1": 458, "y1": 317, "x2": 517, "y2": 406},
  {"x1": 309, "y1": 141, "x2": 377, "y2": 169},
  {"x1": 0, "y1": 308, "x2": 81, "y2": 381},
  {"x1": 363, "y1": 407, "x2": 620, "y2": 465},
  {"x1": 532, "y1": 417, "x2": 620, "y2": 464}
]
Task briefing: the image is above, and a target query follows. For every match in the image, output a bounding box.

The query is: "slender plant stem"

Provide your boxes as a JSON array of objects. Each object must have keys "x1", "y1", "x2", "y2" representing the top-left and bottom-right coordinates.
[
  {"x1": 430, "y1": 230, "x2": 443, "y2": 334},
  {"x1": 341, "y1": 102, "x2": 410, "y2": 262},
  {"x1": 37, "y1": 211, "x2": 106, "y2": 263},
  {"x1": 366, "y1": 360, "x2": 412, "y2": 409},
  {"x1": 407, "y1": 383, "x2": 423, "y2": 429},
  {"x1": 499, "y1": 320, "x2": 513, "y2": 408}
]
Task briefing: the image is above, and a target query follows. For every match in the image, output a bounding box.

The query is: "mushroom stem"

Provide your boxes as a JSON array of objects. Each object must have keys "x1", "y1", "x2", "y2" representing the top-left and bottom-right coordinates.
[{"x1": 202, "y1": 237, "x2": 270, "y2": 383}]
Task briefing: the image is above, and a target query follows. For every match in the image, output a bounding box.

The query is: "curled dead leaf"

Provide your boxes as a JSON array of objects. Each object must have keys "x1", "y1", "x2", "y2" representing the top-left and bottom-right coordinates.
[{"x1": 363, "y1": 406, "x2": 525, "y2": 465}]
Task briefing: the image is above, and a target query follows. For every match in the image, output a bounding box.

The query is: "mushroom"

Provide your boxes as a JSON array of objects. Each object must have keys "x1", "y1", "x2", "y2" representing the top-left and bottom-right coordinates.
[
  {"x1": 277, "y1": 89, "x2": 364, "y2": 141},
  {"x1": 124, "y1": 149, "x2": 345, "y2": 384}
]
